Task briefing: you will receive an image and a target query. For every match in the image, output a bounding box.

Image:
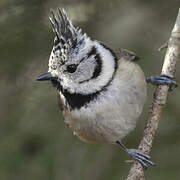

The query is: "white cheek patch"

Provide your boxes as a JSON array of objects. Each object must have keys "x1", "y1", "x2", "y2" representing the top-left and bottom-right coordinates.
[
  {"x1": 76, "y1": 41, "x2": 116, "y2": 94},
  {"x1": 76, "y1": 56, "x2": 96, "y2": 82}
]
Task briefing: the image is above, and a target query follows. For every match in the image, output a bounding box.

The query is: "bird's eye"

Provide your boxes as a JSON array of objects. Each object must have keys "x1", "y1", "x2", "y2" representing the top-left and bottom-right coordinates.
[{"x1": 66, "y1": 64, "x2": 77, "y2": 73}]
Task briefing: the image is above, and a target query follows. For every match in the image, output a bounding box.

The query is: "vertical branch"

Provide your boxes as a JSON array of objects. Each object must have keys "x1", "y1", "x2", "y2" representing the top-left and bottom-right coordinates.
[{"x1": 126, "y1": 8, "x2": 180, "y2": 180}]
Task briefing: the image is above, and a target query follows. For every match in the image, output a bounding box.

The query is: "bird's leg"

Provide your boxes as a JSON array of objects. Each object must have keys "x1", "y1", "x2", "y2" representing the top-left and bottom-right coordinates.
[
  {"x1": 116, "y1": 141, "x2": 155, "y2": 169},
  {"x1": 146, "y1": 74, "x2": 177, "y2": 91}
]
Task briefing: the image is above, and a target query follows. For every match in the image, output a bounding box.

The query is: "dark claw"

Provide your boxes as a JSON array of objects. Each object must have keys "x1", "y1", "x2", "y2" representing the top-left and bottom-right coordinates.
[{"x1": 147, "y1": 74, "x2": 177, "y2": 91}]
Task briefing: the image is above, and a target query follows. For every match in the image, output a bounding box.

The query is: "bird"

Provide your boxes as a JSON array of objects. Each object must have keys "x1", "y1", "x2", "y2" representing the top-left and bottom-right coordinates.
[{"x1": 36, "y1": 8, "x2": 177, "y2": 168}]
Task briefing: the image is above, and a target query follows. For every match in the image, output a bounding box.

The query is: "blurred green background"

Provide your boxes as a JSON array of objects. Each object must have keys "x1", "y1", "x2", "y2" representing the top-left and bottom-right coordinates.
[{"x1": 0, "y1": 0, "x2": 180, "y2": 179}]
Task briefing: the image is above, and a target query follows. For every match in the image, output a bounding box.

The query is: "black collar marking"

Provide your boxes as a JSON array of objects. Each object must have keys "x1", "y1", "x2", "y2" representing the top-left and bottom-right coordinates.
[
  {"x1": 51, "y1": 43, "x2": 118, "y2": 110},
  {"x1": 51, "y1": 79, "x2": 99, "y2": 110}
]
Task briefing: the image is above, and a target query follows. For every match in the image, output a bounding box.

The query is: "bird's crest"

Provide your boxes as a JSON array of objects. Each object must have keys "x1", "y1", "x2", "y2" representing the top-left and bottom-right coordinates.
[{"x1": 49, "y1": 8, "x2": 88, "y2": 64}]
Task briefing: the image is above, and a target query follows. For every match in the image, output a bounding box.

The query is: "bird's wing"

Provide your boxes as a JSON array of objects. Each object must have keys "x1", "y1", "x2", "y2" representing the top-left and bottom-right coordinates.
[{"x1": 115, "y1": 48, "x2": 140, "y2": 62}]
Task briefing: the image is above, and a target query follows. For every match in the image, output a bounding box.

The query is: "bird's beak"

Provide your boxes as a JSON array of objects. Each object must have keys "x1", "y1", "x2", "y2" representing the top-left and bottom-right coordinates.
[{"x1": 36, "y1": 72, "x2": 52, "y2": 81}]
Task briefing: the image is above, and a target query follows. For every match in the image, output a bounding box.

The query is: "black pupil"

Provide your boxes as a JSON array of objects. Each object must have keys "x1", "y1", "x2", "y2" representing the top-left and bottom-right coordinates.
[{"x1": 67, "y1": 64, "x2": 77, "y2": 73}]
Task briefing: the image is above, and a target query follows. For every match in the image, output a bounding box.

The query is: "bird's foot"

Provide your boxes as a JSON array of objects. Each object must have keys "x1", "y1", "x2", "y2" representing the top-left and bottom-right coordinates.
[
  {"x1": 116, "y1": 141, "x2": 155, "y2": 169},
  {"x1": 126, "y1": 149, "x2": 155, "y2": 169},
  {"x1": 146, "y1": 74, "x2": 177, "y2": 91}
]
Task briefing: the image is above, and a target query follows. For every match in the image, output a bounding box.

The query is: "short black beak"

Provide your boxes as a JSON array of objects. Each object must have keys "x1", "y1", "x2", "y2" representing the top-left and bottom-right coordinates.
[{"x1": 36, "y1": 72, "x2": 52, "y2": 81}]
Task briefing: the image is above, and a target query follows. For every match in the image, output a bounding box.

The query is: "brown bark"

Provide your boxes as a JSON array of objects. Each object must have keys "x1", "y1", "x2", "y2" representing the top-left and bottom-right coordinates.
[{"x1": 126, "y1": 8, "x2": 180, "y2": 180}]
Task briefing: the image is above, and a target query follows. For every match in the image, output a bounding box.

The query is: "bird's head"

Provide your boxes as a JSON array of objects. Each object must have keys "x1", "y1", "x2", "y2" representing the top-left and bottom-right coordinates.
[{"x1": 37, "y1": 9, "x2": 117, "y2": 95}]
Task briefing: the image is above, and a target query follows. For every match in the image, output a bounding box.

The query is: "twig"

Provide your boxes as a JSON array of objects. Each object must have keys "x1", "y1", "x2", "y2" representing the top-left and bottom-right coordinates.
[
  {"x1": 158, "y1": 41, "x2": 168, "y2": 51},
  {"x1": 126, "y1": 8, "x2": 180, "y2": 180}
]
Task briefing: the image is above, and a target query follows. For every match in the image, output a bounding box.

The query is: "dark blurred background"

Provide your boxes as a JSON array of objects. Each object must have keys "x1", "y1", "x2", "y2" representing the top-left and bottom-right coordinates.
[{"x1": 0, "y1": 0, "x2": 180, "y2": 179}]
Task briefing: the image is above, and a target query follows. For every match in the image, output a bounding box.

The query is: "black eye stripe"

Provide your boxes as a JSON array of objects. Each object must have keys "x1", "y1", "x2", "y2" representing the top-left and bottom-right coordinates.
[
  {"x1": 92, "y1": 53, "x2": 102, "y2": 79},
  {"x1": 87, "y1": 46, "x2": 96, "y2": 58},
  {"x1": 87, "y1": 46, "x2": 102, "y2": 79},
  {"x1": 79, "y1": 46, "x2": 102, "y2": 84},
  {"x1": 79, "y1": 57, "x2": 85, "y2": 63}
]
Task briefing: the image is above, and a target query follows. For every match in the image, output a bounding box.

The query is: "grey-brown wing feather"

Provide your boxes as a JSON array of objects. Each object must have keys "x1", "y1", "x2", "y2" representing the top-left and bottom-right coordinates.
[{"x1": 115, "y1": 49, "x2": 140, "y2": 62}]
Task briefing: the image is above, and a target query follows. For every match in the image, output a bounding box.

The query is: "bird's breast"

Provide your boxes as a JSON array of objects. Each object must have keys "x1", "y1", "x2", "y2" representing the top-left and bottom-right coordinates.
[{"x1": 58, "y1": 59, "x2": 147, "y2": 144}]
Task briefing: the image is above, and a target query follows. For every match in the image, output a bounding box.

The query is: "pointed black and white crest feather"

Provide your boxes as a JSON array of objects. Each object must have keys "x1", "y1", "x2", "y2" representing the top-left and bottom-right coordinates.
[
  {"x1": 49, "y1": 9, "x2": 77, "y2": 47},
  {"x1": 49, "y1": 8, "x2": 88, "y2": 64}
]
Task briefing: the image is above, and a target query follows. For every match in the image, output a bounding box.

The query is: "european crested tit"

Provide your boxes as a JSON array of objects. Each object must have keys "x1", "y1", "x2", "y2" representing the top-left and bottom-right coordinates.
[{"x1": 37, "y1": 9, "x2": 177, "y2": 168}]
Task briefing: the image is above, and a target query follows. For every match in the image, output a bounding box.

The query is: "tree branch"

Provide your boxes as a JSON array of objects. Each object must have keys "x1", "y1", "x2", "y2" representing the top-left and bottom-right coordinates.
[{"x1": 126, "y1": 8, "x2": 180, "y2": 180}]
